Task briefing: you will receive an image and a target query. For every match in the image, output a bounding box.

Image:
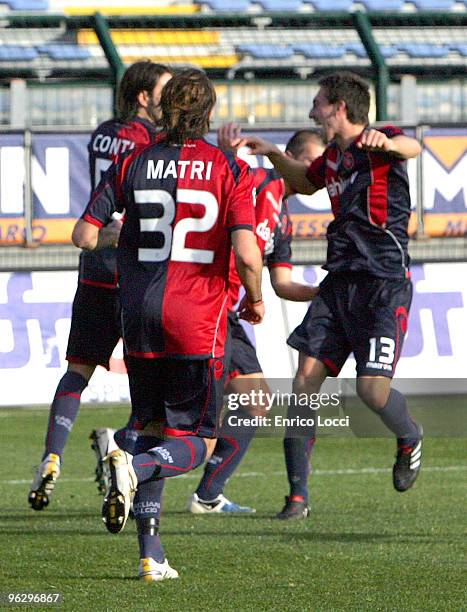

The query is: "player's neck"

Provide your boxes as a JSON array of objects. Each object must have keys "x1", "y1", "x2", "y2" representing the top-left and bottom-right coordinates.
[
  {"x1": 335, "y1": 123, "x2": 365, "y2": 152},
  {"x1": 136, "y1": 109, "x2": 155, "y2": 124}
]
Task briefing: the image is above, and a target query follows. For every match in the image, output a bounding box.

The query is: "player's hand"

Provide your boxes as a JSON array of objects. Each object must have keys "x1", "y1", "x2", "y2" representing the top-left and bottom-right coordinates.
[
  {"x1": 234, "y1": 135, "x2": 280, "y2": 158},
  {"x1": 100, "y1": 218, "x2": 122, "y2": 248},
  {"x1": 357, "y1": 129, "x2": 395, "y2": 154},
  {"x1": 237, "y1": 295, "x2": 265, "y2": 325},
  {"x1": 307, "y1": 286, "x2": 320, "y2": 300},
  {"x1": 217, "y1": 122, "x2": 242, "y2": 155}
]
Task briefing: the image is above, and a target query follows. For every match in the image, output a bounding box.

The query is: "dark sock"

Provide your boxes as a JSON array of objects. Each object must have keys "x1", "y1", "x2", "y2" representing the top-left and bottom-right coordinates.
[
  {"x1": 375, "y1": 389, "x2": 419, "y2": 439},
  {"x1": 44, "y1": 371, "x2": 88, "y2": 458},
  {"x1": 133, "y1": 436, "x2": 207, "y2": 483},
  {"x1": 196, "y1": 410, "x2": 257, "y2": 500},
  {"x1": 284, "y1": 436, "x2": 316, "y2": 503},
  {"x1": 134, "y1": 479, "x2": 165, "y2": 563}
]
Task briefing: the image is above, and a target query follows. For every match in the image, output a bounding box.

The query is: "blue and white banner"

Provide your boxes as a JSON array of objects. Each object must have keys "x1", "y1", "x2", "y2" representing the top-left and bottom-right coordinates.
[
  {"x1": 0, "y1": 262, "x2": 466, "y2": 405},
  {"x1": 0, "y1": 128, "x2": 466, "y2": 242}
]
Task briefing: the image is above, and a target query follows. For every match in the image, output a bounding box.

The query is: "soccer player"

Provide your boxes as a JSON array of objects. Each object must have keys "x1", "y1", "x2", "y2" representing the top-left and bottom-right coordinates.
[
  {"x1": 238, "y1": 72, "x2": 423, "y2": 519},
  {"x1": 72, "y1": 69, "x2": 264, "y2": 581},
  {"x1": 189, "y1": 125, "x2": 324, "y2": 514},
  {"x1": 28, "y1": 61, "x2": 172, "y2": 511}
]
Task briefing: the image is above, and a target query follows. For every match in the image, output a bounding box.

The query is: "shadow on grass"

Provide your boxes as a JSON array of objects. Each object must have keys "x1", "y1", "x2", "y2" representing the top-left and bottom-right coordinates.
[
  {"x1": 1, "y1": 510, "x2": 101, "y2": 519},
  {"x1": 0, "y1": 523, "x2": 449, "y2": 545}
]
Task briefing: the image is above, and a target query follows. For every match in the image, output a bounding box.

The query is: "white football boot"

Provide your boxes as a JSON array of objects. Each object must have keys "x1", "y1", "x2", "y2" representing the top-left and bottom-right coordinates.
[
  {"x1": 90, "y1": 428, "x2": 117, "y2": 494},
  {"x1": 138, "y1": 558, "x2": 179, "y2": 582},
  {"x1": 101, "y1": 449, "x2": 137, "y2": 534},
  {"x1": 28, "y1": 453, "x2": 61, "y2": 511},
  {"x1": 188, "y1": 492, "x2": 256, "y2": 514}
]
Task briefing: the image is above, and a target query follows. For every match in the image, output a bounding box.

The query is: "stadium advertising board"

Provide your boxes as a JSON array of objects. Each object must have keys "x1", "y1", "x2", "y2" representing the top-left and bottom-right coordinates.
[
  {"x1": 0, "y1": 128, "x2": 465, "y2": 243},
  {"x1": 0, "y1": 262, "x2": 466, "y2": 406}
]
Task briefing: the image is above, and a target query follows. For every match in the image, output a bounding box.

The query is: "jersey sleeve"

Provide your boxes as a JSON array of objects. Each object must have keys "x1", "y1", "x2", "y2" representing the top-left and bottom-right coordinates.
[
  {"x1": 305, "y1": 153, "x2": 326, "y2": 190},
  {"x1": 265, "y1": 200, "x2": 293, "y2": 269},
  {"x1": 227, "y1": 159, "x2": 256, "y2": 231},
  {"x1": 81, "y1": 161, "x2": 123, "y2": 227},
  {"x1": 253, "y1": 169, "x2": 285, "y2": 256},
  {"x1": 379, "y1": 125, "x2": 404, "y2": 138}
]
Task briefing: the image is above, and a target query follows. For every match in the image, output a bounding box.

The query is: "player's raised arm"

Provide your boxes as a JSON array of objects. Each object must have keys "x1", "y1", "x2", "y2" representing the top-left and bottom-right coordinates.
[
  {"x1": 231, "y1": 229, "x2": 264, "y2": 324},
  {"x1": 217, "y1": 122, "x2": 242, "y2": 155},
  {"x1": 237, "y1": 135, "x2": 318, "y2": 196},
  {"x1": 357, "y1": 128, "x2": 422, "y2": 159}
]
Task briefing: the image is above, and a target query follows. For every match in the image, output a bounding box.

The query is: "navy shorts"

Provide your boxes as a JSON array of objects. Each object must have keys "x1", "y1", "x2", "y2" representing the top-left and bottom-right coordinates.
[
  {"x1": 126, "y1": 356, "x2": 225, "y2": 439},
  {"x1": 66, "y1": 283, "x2": 121, "y2": 370},
  {"x1": 227, "y1": 311, "x2": 262, "y2": 380},
  {"x1": 288, "y1": 272, "x2": 412, "y2": 378}
]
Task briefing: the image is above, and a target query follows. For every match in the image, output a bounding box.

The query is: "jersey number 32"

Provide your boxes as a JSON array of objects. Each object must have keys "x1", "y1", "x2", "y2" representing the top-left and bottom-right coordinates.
[{"x1": 134, "y1": 188, "x2": 219, "y2": 264}]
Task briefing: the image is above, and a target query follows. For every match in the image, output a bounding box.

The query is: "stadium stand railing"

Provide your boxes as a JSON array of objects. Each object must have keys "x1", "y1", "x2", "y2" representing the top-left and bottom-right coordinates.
[
  {"x1": 0, "y1": 11, "x2": 465, "y2": 121},
  {"x1": 0, "y1": 9, "x2": 465, "y2": 259}
]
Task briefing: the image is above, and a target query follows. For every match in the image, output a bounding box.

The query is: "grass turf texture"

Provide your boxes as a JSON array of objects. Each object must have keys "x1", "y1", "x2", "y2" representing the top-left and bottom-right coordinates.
[{"x1": 0, "y1": 402, "x2": 465, "y2": 612}]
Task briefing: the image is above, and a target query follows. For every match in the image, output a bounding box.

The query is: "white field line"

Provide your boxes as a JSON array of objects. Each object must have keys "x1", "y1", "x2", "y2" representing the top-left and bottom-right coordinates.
[{"x1": 4, "y1": 464, "x2": 467, "y2": 485}]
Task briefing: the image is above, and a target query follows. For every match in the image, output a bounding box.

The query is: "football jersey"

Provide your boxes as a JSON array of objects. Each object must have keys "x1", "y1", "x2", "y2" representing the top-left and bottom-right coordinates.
[
  {"x1": 79, "y1": 117, "x2": 158, "y2": 288},
  {"x1": 306, "y1": 126, "x2": 411, "y2": 279},
  {"x1": 81, "y1": 137, "x2": 255, "y2": 359},
  {"x1": 227, "y1": 167, "x2": 292, "y2": 310}
]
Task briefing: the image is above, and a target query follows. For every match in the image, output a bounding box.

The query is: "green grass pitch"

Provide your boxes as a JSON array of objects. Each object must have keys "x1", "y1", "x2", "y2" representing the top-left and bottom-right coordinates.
[{"x1": 0, "y1": 402, "x2": 465, "y2": 611}]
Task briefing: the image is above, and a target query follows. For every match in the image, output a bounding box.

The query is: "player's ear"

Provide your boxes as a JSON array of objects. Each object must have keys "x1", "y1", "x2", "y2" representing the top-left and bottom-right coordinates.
[
  {"x1": 336, "y1": 100, "x2": 346, "y2": 116},
  {"x1": 137, "y1": 90, "x2": 149, "y2": 109},
  {"x1": 284, "y1": 150, "x2": 293, "y2": 159}
]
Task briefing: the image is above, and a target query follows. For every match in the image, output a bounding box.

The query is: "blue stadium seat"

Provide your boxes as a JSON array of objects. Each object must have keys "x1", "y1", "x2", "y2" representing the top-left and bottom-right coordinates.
[
  {"x1": 196, "y1": 0, "x2": 251, "y2": 9},
  {"x1": 237, "y1": 44, "x2": 294, "y2": 58},
  {"x1": 257, "y1": 0, "x2": 304, "y2": 9},
  {"x1": 0, "y1": 45, "x2": 38, "y2": 61},
  {"x1": 398, "y1": 44, "x2": 450, "y2": 58},
  {"x1": 361, "y1": 0, "x2": 404, "y2": 9},
  {"x1": 306, "y1": 0, "x2": 354, "y2": 9},
  {"x1": 37, "y1": 45, "x2": 91, "y2": 60},
  {"x1": 345, "y1": 43, "x2": 399, "y2": 58},
  {"x1": 449, "y1": 44, "x2": 467, "y2": 56},
  {"x1": 6, "y1": 0, "x2": 48, "y2": 8},
  {"x1": 293, "y1": 44, "x2": 346, "y2": 58},
  {"x1": 411, "y1": 0, "x2": 454, "y2": 8},
  {"x1": 345, "y1": 43, "x2": 367, "y2": 57}
]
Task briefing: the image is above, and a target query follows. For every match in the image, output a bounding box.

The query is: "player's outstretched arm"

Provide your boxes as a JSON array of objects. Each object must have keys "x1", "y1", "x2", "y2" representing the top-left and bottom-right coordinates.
[
  {"x1": 357, "y1": 129, "x2": 422, "y2": 159},
  {"x1": 236, "y1": 135, "x2": 318, "y2": 196},
  {"x1": 232, "y1": 229, "x2": 264, "y2": 325},
  {"x1": 269, "y1": 266, "x2": 319, "y2": 302}
]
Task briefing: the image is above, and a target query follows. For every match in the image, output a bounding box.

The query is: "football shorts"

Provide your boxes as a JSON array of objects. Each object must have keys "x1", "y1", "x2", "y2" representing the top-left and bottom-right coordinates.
[
  {"x1": 288, "y1": 271, "x2": 412, "y2": 378},
  {"x1": 126, "y1": 356, "x2": 225, "y2": 439},
  {"x1": 66, "y1": 283, "x2": 121, "y2": 370}
]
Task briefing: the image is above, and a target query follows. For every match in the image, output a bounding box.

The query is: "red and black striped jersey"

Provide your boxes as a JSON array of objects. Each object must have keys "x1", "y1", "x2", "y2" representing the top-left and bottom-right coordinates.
[
  {"x1": 227, "y1": 167, "x2": 292, "y2": 310},
  {"x1": 81, "y1": 137, "x2": 255, "y2": 359},
  {"x1": 79, "y1": 117, "x2": 158, "y2": 289},
  {"x1": 306, "y1": 126, "x2": 411, "y2": 279}
]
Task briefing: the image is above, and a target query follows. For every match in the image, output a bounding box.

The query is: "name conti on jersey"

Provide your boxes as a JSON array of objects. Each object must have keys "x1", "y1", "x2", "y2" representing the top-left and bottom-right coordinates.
[
  {"x1": 92, "y1": 135, "x2": 135, "y2": 156},
  {"x1": 147, "y1": 159, "x2": 213, "y2": 181}
]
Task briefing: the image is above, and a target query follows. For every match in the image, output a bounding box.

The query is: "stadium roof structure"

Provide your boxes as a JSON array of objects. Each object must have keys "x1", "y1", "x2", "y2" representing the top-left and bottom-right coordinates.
[{"x1": 0, "y1": 11, "x2": 466, "y2": 119}]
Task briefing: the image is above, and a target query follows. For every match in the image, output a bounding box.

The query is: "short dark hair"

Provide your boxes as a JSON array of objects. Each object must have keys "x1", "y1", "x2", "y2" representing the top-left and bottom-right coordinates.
[
  {"x1": 160, "y1": 69, "x2": 216, "y2": 144},
  {"x1": 117, "y1": 61, "x2": 172, "y2": 122},
  {"x1": 285, "y1": 129, "x2": 325, "y2": 157},
  {"x1": 318, "y1": 72, "x2": 370, "y2": 125}
]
